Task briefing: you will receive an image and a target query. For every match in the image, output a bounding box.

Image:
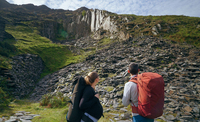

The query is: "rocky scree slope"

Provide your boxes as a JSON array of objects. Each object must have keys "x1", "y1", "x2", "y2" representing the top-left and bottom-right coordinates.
[{"x1": 29, "y1": 37, "x2": 200, "y2": 121}]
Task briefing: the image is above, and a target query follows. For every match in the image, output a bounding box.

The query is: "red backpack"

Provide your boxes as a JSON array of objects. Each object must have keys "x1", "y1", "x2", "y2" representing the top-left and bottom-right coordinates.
[{"x1": 130, "y1": 72, "x2": 165, "y2": 119}]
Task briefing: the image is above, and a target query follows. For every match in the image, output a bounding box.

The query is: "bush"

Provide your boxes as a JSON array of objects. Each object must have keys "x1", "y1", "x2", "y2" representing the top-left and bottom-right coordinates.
[
  {"x1": 40, "y1": 93, "x2": 52, "y2": 106},
  {"x1": 49, "y1": 96, "x2": 62, "y2": 108},
  {"x1": 40, "y1": 92, "x2": 70, "y2": 108},
  {"x1": 82, "y1": 10, "x2": 86, "y2": 16},
  {"x1": 0, "y1": 87, "x2": 10, "y2": 110}
]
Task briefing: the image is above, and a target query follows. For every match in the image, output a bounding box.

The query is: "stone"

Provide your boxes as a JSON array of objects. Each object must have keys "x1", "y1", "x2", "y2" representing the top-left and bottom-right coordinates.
[
  {"x1": 152, "y1": 31, "x2": 157, "y2": 35},
  {"x1": 20, "y1": 119, "x2": 32, "y2": 122},
  {"x1": 165, "y1": 115, "x2": 176, "y2": 121},
  {"x1": 20, "y1": 116, "x2": 33, "y2": 120},
  {"x1": 184, "y1": 106, "x2": 193, "y2": 113},
  {"x1": 180, "y1": 116, "x2": 193, "y2": 120},
  {"x1": 9, "y1": 116, "x2": 18, "y2": 120},
  {"x1": 180, "y1": 88, "x2": 188, "y2": 93},
  {"x1": 152, "y1": 26, "x2": 158, "y2": 32},
  {"x1": 193, "y1": 107, "x2": 199, "y2": 113},
  {"x1": 119, "y1": 108, "x2": 128, "y2": 112},
  {"x1": 5, "y1": 119, "x2": 17, "y2": 122},
  {"x1": 120, "y1": 113, "x2": 131, "y2": 120},
  {"x1": 157, "y1": 24, "x2": 162, "y2": 30},
  {"x1": 14, "y1": 113, "x2": 24, "y2": 116}
]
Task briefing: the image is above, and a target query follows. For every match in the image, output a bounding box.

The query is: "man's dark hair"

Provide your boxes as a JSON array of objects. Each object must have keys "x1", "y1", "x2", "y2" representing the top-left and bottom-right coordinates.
[{"x1": 129, "y1": 63, "x2": 139, "y2": 75}]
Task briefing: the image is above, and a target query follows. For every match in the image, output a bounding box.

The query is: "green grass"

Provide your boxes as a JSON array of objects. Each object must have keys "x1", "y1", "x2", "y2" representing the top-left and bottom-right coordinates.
[
  {"x1": 104, "y1": 86, "x2": 114, "y2": 92},
  {"x1": 0, "y1": 100, "x2": 68, "y2": 122},
  {"x1": 98, "y1": 38, "x2": 112, "y2": 46},
  {"x1": 5, "y1": 24, "x2": 84, "y2": 77},
  {"x1": 0, "y1": 55, "x2": 12, "y2": 69},
  {"x1": 0, "y1": 100, "x2": 120, "y2": 122},
  {"x1": 119, "y1": 15, "x2": 200, "y2": 47}
]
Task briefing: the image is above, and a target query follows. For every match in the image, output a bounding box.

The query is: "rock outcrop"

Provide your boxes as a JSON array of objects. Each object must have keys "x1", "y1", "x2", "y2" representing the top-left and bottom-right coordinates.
[
  {"x1": 29, "y1": 36, "x2": 200, "y2": 121},
  {"x1": 6, "y1": 54, "x2": 45, "y2": 98},
  {"x1": 0, "y1": 3, "x2": 123, "y2": 42}
]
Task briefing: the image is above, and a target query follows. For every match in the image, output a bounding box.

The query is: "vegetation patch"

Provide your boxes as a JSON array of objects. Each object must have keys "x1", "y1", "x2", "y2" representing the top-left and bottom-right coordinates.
[
  {"x1": 82, "y1": 10, "x2": 86, "y2": 16},
  {"x1": 98, "y1": 38, "x2": 112, "y2": 46},
  {"x1": 0, "y1": 39, "x2": 17, "y2": 69},
  {"x1": 5, "y1": 24, "x2": 84, "y2": 77},
  {"x1": 0, "y1": 99, "x2": 68, "y2": 122},
  {"x1": 40, "y1": 92, "x2": 70, "y2": 108},
  {"x1": 104, "y1": 86, "x2": 114, "y2": 92},
  {"x1": 0, "y1": 87, "x2": 10, "y2": 111},
  {"x1": 119, "y1": 15, "x2": 200, "y2": 47}
]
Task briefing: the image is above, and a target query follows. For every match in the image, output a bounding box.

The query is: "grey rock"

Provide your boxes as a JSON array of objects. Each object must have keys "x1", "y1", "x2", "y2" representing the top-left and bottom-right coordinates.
[
  {"x1": 20, "y1": 116, "x2": 33, "y2": 120},
  {"x1": 20, "y1": 119, "x2": 32, "y2": 122},
  {"x1": 119, "y1": 108, "x2": 128, "y2": 112},
  {"x1": 120, "y1": 113, "x2": 131, "y2": 120},
  {"x1": 5, "y1": 119, "x2": 17, "y2": 122},
  {"x1": 180, "y1": 116, "x2": 193, "y2": 120},
  {"x1": 14, "y1": 113, "x2": 24, "y2": 116},
  {"x1": 193, "y1": 107, "x2": 200, "y2": 113},
  {"x1": 165, "y1": 115, "x2": 176, "y2": 121}
]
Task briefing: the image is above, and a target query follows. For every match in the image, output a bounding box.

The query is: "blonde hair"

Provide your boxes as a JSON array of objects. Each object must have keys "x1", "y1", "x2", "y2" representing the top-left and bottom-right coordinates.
[{"x1": 84, "y1": 72, "x2": 99, "y2": 85}]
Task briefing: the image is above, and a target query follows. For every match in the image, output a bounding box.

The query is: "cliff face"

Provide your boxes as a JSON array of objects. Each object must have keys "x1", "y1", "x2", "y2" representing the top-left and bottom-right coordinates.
[
  {"x1": 1, "y1": 0, "x2": 200, "y2": 46},
  {"x1": 0, "y1": 3, "x2": 121, "y2": 42},
  {"x1": 65, "y1": 9, "x2": 91, "y2": 39}
]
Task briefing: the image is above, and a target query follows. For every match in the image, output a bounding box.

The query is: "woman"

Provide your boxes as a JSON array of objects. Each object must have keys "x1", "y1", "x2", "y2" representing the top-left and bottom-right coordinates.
[{"x1": 79, "y1": 72, "x2": 103, "y2": 122}]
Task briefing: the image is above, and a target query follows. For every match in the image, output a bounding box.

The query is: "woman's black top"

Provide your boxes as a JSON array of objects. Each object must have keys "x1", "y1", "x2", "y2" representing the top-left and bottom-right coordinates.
[{"x1": 79, "y1": 85, "x2": 103, "y2": 119}]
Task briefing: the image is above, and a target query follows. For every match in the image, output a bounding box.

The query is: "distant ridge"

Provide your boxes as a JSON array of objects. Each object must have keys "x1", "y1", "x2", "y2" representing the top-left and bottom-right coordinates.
[
  {"x1": 0, "y1": 0, "x2": 50, "y2": 13},
  {"x1": 75, "y1": 7, "x2": 89, "y2": 13},
  {"x1": 21, "y1": 4, "x2": 51, "y2": 12},
  {"x1": 0, "y1": 0, "x2": 14, "y2": 8}
]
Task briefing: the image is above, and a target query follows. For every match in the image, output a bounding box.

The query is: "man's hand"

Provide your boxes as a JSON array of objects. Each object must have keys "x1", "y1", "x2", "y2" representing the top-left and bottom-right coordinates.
[{"x1": 95, "y1": 94, "x2": 99, "y2": 99}]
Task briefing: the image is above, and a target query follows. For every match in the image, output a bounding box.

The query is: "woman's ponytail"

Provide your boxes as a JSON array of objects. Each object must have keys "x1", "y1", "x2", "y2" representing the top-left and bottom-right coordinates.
[
  {"x1": 84, "y1": 72, "x2": 98, "y2": 86},
  {"x1": 84, "y1": 75, "x2": 92, "y2": 85}
]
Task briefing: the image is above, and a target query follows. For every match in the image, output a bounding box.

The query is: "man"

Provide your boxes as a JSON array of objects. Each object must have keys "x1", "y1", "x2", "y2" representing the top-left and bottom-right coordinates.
[{"x1": 122, "y1": 63, "x2": 154, "y2": 122}]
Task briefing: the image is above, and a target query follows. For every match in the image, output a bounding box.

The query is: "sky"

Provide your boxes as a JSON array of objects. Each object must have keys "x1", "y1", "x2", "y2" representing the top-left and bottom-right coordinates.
[{"x1": 6, "y1": 0, "x2": 200, "y2": 17}]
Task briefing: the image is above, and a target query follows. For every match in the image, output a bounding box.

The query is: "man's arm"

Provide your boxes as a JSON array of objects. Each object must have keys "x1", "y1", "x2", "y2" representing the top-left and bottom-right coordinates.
[
  {"x1": 122, "y1": 82, "x2": 138, "y2": 107},
  {"x1": 122, "y1": 82, "x2": 131, "y2": 107}
]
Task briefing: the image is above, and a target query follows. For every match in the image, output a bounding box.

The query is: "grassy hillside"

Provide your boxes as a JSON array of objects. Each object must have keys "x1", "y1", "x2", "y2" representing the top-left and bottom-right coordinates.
[
  {"x1": 3, "y1": 24, "x2": 86, "y2": 77},
  {"x1": 117, "y1": 15, "x2": 200, "y2": 46}
]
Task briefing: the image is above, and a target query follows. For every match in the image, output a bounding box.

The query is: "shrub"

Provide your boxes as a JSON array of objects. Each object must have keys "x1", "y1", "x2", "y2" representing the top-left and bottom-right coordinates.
[
  {"x1": 49, "y1": 96, "x2": 62, "y2": 108},
  {"x1": 82, "y1": 10, "x2": 86, "y2": 16},
  {"x1": 40, "y1": 92, "x2": 70, "y2": 108},
  {"x1": 40, "y1": 93, "x2": 52, "y2": 106}
]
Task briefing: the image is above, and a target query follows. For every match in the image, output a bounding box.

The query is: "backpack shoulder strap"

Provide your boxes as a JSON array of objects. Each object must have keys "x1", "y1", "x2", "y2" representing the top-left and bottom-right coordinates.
[{"x1": 129, "y1": 77, "x2": 138, "y2": 84}]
